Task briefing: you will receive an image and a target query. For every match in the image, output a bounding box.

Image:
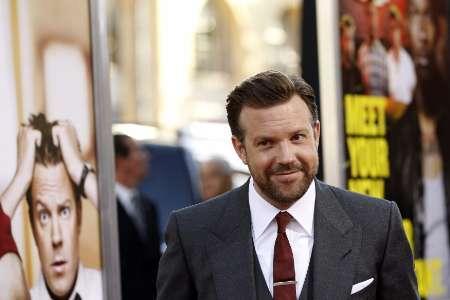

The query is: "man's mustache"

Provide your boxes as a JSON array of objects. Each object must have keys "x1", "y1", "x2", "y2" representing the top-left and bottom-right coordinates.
[{"x1": 270, "y1": 163, "x2": 304, "y2": 175}]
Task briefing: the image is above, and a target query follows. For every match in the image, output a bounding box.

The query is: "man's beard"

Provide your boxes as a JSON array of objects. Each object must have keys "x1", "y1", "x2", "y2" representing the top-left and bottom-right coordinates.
[{"x1": 250, "y1": 160, "x2": 318, "y2": 207}]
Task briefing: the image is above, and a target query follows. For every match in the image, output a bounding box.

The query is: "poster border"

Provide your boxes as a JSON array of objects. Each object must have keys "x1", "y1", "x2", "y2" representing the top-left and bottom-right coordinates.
[
  {"x1": 316, "y1": 0, "x2": 346, "y2": 188},
  {"x1": 89, "y1": 0, "x2": 121, "y2": 298}
]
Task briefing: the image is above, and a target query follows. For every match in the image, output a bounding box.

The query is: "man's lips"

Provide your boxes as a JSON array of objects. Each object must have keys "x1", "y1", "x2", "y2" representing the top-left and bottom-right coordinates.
[
  {"x1": 51, "y1": 260, "x2": 67, "y2": 274},
  {"x1": 272, "y1": 171, "x2": 301, "y2": 182}
]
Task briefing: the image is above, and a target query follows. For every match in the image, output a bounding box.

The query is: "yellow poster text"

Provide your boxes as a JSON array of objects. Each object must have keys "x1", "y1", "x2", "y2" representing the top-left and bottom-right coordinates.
[
  {"x1": 416, "y1": 259, "x2": 446, "y2": 297},
  {"x1": 345, "y1": 94, "x2": 387, "y2": 136},
  {"x1": 347, "y1": 137, "x2": 389, "y2": 178},
  {"x1": 348, "y1": 178, "x2": 384, "y2": 198}
]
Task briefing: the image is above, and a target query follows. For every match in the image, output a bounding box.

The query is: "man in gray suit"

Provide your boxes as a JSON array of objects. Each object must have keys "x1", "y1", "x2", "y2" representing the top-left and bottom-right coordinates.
[{"x1": 157, "y1": 71, "x2": 418, "y2": 299}]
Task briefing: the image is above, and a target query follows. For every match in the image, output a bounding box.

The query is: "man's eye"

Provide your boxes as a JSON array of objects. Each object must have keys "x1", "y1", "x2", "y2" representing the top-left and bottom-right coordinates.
[
  {"x1": 61, "y1": 207, "x2": 70, "y2": 218},
  {"x1": 292, "y1": 134, "x2": 305, "y2": 141},
  {"x1": 258, "y1": 140, "x2": 270, "y2": 147},
  {"x1": 39, "y1": 212, "x2": 49, "y2": 224}
]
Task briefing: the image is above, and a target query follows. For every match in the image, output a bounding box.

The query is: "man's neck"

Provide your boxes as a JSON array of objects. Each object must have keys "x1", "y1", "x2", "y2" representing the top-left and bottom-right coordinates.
[{"x1": 116, "y1": 174, "x2": 137, "y2": 189}]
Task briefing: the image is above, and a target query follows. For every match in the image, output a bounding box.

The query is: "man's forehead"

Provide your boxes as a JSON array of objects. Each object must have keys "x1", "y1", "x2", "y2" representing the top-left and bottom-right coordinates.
[
  {"x1": 31, "y1": 163, "x2": 75, "y2": 204},
  {"x1": 240, "y1": 96, "x2": 312, "y2": 126},
  {"x1": 33, "y1": 163, "x2": 69, "y2": 180}
]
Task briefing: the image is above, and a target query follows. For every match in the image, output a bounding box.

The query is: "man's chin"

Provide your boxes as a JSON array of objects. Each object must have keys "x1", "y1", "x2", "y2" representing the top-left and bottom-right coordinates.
[
  {"x1": 276, "y1": 188, "x2": 305, "y2": 202},
  {"x1": 266, "y1": 185, "x2": 305, "y2": 205},
  {"x1": 47, "y1": 281, "x2": 72, "y2": 299},
  {"x1": 271, "y1": 177, "x2": 313, "y2": 201},
  {"x1": 45, "y1": 273, "x2": 77, "y2": 299}
]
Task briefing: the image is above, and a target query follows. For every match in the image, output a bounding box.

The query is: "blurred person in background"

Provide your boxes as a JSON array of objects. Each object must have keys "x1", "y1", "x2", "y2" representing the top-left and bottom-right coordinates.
[
  {"x1": 200, "y1": 157, "x2": 233, "y2": 201},
  {"x1": 357, "y1": 0, "x2": 388, "y2": 96},
  {"x1": 114, "y1": 134, "x2": 161, "y2": 300},
  {"x1": 340, "y1": 14, "x2": 363, "y2": 95},
  {"x1": 386, "y1": 4, "x2": 416, "y2": 120}
]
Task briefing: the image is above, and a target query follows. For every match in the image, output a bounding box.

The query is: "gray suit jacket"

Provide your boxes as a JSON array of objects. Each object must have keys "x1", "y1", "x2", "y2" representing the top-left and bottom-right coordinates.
[{"x1": 156, "y1": 180, "x2": 418, "y2": 299}]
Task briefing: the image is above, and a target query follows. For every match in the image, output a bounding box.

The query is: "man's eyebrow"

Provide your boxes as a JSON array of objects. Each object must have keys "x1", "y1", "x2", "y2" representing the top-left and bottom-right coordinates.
[
  {"x1": 254, "y1": 135, "x2": 272, "y2": 141},
  {"x1": 34, "y1": 199, "x2": 72, "y2": 210},
  {"x1": 293, "y1": 128, "x2": 309, "y2": 133},
  {"x1": 254, "y1": 128, "x2": 309, "y2": 140},
  {"x1": 34, "y1": 200, "x2": 49, "y2": 210},
  {"x1": 57, "y1": 199, "x2": 73, "y2": 208}
]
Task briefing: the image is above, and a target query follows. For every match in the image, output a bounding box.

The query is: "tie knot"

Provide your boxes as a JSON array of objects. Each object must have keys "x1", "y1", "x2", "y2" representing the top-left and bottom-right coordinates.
[{"x1": 275, "y1": 211, "x2": 292, "y2": 233}]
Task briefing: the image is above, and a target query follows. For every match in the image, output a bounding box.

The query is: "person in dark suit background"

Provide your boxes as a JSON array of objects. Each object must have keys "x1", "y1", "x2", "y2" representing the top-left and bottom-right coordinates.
[
  {"x1": 114, "y1": 134, "x2": 161, "y2": 299},
  {"x1": 157, "y1": 71, "x2": 418, "y2": 299}
]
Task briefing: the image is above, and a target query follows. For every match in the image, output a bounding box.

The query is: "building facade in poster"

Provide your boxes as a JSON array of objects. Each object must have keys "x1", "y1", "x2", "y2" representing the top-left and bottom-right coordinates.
[{"x1": 338, "y1": 0, "x2": 450, "y2": 298}]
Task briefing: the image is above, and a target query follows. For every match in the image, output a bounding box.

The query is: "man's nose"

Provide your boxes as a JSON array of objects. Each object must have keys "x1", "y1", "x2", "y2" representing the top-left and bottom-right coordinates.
[
  {"x1": 51, "y1": 217, "x2": 63, "y2": 248},
  {"x1": 277, "y1": 141, "x2": 295, "y2": 165}
]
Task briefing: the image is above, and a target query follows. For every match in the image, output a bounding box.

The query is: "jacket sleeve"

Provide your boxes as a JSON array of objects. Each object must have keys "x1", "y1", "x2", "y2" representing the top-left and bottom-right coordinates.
[
  {"x1": 378, "y1": 201, "x2": 419, "y2": 299},
  {"x1": 156, "y1": 212, "x2": 196, "y2": 300}
]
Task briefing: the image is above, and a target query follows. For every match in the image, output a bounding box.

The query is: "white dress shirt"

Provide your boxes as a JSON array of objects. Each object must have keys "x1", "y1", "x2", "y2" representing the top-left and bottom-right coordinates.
[
  {"x1": 30, "y1": 264, "x2": 102, "y2": 300},
  {"x1": 249, "y1": 177, "x2": 315, "y2": 298},
  {"x1": 115, "y1": 182, "x2": 138, "y2": 218}
]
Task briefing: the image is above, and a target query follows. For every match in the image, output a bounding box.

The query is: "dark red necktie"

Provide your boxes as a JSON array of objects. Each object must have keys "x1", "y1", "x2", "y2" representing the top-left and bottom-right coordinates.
[{"x1": 273, "y1": 211, "x2": 296, "y2": 300}]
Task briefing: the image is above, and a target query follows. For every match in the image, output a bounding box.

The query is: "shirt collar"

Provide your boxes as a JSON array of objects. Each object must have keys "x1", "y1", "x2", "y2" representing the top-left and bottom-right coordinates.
[
  {"x1": 115, "y1": 182, "x2": 136, "y2": 203},
  {"x1": 71, "y1": 263, "x2": 85, "y2": 300},
  {"x1": 249, "y1": 177, "x2": 316, "y2": 240}
]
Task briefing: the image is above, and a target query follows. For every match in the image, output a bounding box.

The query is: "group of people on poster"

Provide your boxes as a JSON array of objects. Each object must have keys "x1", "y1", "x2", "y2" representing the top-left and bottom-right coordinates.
[{"x1": 340, "y1": 0, "x2": 450, "y2": 298}]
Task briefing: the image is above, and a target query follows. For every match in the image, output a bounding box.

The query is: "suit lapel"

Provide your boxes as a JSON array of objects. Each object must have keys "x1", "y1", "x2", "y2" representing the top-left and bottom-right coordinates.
[
  {"x1": 206, "y1": 182, "x2": 257, "y2": 300},
  {"x1": 312, "y1": 181, "x2": 362, "y2": 299}
]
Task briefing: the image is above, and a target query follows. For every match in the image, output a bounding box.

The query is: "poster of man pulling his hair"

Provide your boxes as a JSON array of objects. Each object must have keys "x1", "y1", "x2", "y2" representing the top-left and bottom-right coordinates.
[
  {"x1": 1, "y1": 114, "x2": 101, "y2": 299},
  {"x1": 0, "y1": 0, "x2": 116, "y2": 299}
]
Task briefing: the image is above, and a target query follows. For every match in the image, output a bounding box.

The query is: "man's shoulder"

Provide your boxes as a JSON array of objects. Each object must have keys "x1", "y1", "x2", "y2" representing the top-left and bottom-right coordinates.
[
  {"x1": 171, "y1": 184, "x2": 246, "y2": 227},
  {"x1": 317, "y1": 181, "x2": 400, "y2": 236},
  {"x1": 317, "y1": 181, "x2": 394, "y2": 220},
  {"x1": 138, "y1": 192, "x2": 159, "y2": 212}
]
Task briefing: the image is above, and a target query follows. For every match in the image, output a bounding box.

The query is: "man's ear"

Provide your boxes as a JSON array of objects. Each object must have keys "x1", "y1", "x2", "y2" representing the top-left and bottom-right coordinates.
[
  {"x1": 313, "y1": 120, "x2": 320, "y2": 149},
  {"x1": 231, "y1": 136, "x2": 247, "y2": 165}
]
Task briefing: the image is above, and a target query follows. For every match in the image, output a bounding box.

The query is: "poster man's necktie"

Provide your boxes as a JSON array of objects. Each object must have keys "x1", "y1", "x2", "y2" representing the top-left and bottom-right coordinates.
[{"x1": 273, "y1": 211, "x2": 296, "y2": 300}]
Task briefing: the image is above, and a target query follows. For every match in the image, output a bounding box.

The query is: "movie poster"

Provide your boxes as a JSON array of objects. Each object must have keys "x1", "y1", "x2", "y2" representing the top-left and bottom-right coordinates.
[
  {"x1": 0, "y1": 0, "x2": 106, "y2": 298},
  {"x1": 338, "y1": 0, "x2": 450, "y2": 298}
]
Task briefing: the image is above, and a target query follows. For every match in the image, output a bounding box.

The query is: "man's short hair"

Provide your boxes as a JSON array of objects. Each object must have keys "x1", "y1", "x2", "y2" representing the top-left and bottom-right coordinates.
[
  {"x1": 226, "y1": 70, "x2": 318, "y2": 141},
  {"x1": 25, "y1": 113, "x2": 81, "y2": 224},
  {"x1": 113, "y1": 134, "x2": 132, "y2": 159}
]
